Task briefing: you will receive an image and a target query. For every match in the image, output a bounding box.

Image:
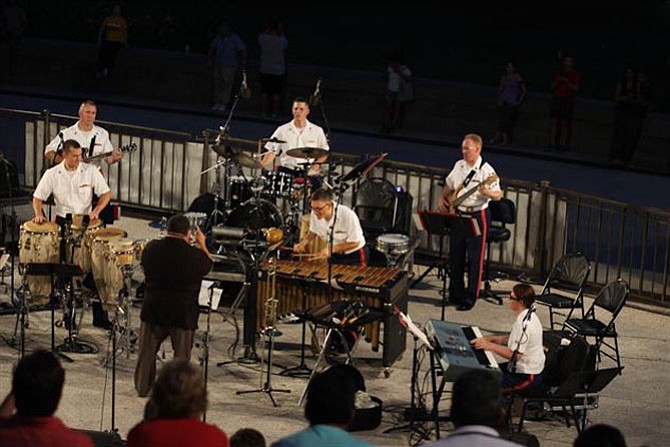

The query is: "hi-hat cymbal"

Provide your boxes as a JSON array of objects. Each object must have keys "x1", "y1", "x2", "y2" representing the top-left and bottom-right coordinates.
[{"x1": 285, "y1": 147, "x2": 329, "y2": 159}]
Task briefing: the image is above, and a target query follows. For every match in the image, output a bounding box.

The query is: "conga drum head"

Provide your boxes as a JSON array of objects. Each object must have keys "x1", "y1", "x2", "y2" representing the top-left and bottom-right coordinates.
[
  {"x1": 22, "y1": 221, "x2": 59, "y2": 233},
  {"x1": 94, "y1": 227, "x2": 128, "y2": 241},
  {"x1": 71, "y1": 215, "x2": 103, "y2": 231}
]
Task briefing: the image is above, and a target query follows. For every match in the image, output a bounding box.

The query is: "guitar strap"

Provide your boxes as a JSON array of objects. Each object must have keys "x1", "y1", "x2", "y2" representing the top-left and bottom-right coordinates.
[
  {"x1": 88, "y1": 135, "x2": 97, "y2": 159},
  {"x1": 461, "y1": 158, "x2": 483, "y2": 189}
]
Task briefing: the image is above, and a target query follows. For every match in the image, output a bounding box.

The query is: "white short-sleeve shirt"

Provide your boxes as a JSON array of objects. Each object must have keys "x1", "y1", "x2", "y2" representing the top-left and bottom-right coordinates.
[
  {"x1": 264, "y1": 119, "x2": 329, "y2": 170},
  {"x1": 308, "y1": 203, "x2": 365, "y2": 254},
  {"x1": 445, "y1": 156, "x2": 500, "y2": 212},
  {"x1": 33, "y1": 162, "x2": 111, "y2": 218},
  {"x1": 44, "y1": 122, "x2": 114, "y2": 168},
  {"x1": 507, "y1": 308, "x2": 545, "y2": 375}
]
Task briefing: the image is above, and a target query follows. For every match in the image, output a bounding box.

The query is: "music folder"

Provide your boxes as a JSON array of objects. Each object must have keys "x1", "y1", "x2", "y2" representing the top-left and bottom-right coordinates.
[
  {"x1": 418, "y1": 210, "x2": 480, "y2": 239},
  {"x1": 198, "y1": 280, "x2": 223, "y2": 309}
]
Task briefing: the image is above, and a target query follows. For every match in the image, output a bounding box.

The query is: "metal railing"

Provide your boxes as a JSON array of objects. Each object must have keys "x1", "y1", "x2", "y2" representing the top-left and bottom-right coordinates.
[{"x1": 5, "y1": 108, "x2": 669, "y2": 306}]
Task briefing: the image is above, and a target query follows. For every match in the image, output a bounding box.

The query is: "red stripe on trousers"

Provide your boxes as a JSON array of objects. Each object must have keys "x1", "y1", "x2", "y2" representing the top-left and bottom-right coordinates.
[{"x1": 474, "y1": 208, "x2": 488, "y2": 299}]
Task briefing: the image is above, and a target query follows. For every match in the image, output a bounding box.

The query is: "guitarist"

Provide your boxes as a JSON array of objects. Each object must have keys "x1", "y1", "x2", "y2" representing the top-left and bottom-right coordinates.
[
  {"x1": 438, "y1": 133, "x2": 502, "y2": 311},
  {"x1": 44, "y1": 100, "x2": 123, "y2": 167}
]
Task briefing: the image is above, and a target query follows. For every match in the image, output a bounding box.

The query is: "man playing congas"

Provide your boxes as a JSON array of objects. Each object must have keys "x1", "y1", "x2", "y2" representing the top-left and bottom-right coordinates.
[{"x1": 32, "y1": 139, "x2": 114, "y2": 329}]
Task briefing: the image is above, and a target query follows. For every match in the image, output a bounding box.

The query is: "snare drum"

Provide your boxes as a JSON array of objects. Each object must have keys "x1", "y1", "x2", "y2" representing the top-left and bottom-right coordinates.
[
  {"x1": 19, "y1": 221, "x2": 61, "y2": 305},
  {"x1": 376, "y1": 233, "x2": 410, "y2": 264},
  {"x1": 69, "y1": 216, "x2": 103, "y2": 275}
]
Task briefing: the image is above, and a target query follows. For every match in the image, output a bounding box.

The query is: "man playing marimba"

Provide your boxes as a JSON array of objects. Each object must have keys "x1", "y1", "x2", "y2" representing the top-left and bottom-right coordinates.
[{"x1": 293, "y1": 187, "x2": 367, "y2": 266}]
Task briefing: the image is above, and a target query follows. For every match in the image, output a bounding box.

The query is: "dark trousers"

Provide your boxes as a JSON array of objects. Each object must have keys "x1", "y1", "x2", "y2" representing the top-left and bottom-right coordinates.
[
  {"x1": 331, "y1": 245, "x2": 369, "y2": 266},
  {"x1": 134, "y1": 320, "x2": 195, "y2": 397},
  {"x1": 449, "y1": 208, "x2": 490, "y2": 308},
  {"x1": 499, "y1": 362, "x2": 543, "y2": 395}
]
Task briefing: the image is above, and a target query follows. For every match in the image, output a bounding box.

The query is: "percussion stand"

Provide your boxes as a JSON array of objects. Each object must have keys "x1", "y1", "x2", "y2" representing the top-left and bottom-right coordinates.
[
  {"x1": 279, "y1": 281, "x2": 314, "y2": 378},
  {"x1": 1, "y1": 159, "x2": 17, "y2": 311}
]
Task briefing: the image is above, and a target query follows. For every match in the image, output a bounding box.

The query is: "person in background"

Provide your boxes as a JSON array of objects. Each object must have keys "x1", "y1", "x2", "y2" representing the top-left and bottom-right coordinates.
[
  {"x1": 96, "y1": 4, "x2": 127, "y2": 79},
  {"x1": 381, "y1": 52, "x2": 413, "y2": 134},
  {"x1": 490, "y1": 60, "x2": 526, "y2": 146},
  {"x1": 208, "y1": 23, "x2": 247, "y2": 112},
  {"x1": 258, "y1": 20, "x2": 288, "y2": 119},
  {"x1": 549, "y1": 54, "x2": 580, "y2": 151}
]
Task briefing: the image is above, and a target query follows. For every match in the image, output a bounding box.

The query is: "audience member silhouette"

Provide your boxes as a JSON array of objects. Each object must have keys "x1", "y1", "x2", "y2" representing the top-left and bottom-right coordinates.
[
  {"x1": 96, "y1": 4, "x2": 127, "y2": 79},
  {"x1": 231, "y1": 428, "x2": 266, "y2": 447},
  {"x1": 573, "y1": 423, "x2": 627, "y2": 447},
  {"x1": 269, "y1": 368, "x2": 371, "y2": 447},
  {"x1": 0, "y1": 350, "x2": 94, "y2": 447},
  {"x1": 128, "y1": 360, "x2": 228, "y2": 447},
  {"x1": 424, "y1": 369, "x2": 519, "y2": 446}
]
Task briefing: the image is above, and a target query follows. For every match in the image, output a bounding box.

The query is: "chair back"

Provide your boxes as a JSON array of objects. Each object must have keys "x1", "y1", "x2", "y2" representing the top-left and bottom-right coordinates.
[
  {"x1": 592, "y1": 278, "x2": 629, "y2": 318},
  {"x1": 544, "y1": 334, "x2": 593, "y2": 387},
  {"x1": 489, "y1": 198, "x2": 516, "y2": 225},
  {"x1": 354, "y1": 178, "x2": 399, "y2": 232},
  {"x1": 544, "y1": 253, "x2": 591, "y2": 291}
]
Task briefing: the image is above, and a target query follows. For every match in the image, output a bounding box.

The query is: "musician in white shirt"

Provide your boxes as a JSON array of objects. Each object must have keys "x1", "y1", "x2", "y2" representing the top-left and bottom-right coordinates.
[
  {"x1": 293, "y1": 187, "x2": 367, "y2": 266},
  {"x1": 438, "y1": 133, "x2": 502, "y2": 311},
  {"x1": 260, "y1": 98, "x2": 329, "y2": 175},
  {"x1": 44, "y1": 100, "x2": 123, "y2": 167},
  {"x1": 470, "y1": 283, "x2": 545, "y2": 395}
]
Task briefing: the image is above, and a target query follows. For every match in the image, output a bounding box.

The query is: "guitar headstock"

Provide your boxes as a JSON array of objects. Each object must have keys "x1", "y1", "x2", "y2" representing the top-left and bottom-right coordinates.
[{"x1": 120, "y1": 142, "x2": 138, "y2": 153}]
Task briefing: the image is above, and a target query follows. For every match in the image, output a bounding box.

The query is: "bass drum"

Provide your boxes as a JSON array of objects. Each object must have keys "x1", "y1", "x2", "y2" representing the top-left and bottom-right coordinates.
[{"x1": 225, "y1": 198, "x2": 284, "y2": 236}]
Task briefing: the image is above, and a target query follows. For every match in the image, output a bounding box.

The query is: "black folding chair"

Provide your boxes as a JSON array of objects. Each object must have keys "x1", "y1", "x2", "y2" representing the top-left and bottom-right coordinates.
[
  {"x1": 564, "y1": 278, "x2": 629, "y2": 370},
  {"x1": 536, "y1": 253, "x2": 591, "y2": 330}
]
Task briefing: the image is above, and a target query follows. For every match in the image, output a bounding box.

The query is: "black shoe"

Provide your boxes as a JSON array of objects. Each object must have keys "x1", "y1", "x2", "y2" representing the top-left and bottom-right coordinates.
[
  {"x1": 456, "y1": 304, "x2": 473, "y2": 311},
  {"x1": 93, "y1": 319, "x2": 114, "y2": 330}
]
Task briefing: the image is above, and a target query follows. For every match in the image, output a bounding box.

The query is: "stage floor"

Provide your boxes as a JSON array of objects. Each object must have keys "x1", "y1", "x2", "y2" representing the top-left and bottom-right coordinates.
[{"x1": 0, "y1": 216, "x2": 668, "y2": 447}]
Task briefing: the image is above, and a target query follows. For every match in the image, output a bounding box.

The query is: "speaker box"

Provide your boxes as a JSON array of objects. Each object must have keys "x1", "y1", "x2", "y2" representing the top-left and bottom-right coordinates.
[{"x1": 78, "y1": 429, "x2": 125, "y2": 447}]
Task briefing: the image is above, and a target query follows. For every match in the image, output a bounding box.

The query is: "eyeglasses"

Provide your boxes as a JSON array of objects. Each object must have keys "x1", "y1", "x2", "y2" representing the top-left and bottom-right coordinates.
[
  {"x1": 508, "y1": 295, "x2": 521, "y2": 301},
  {"x1": 311, "y1": 203, "x2": 330, "y2": 212}
]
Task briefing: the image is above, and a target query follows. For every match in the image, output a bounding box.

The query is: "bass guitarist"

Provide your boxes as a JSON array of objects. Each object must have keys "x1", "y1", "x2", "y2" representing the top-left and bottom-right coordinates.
[{"x1": 438, "y1": 133, "x2": 502, "y2": 311}]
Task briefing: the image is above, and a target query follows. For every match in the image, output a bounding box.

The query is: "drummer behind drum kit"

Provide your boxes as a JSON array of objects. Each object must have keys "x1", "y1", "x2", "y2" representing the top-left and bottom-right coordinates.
[
  {"x1": 198, "y1": 134, "x2": 333, "y2": 250},
  {"x1": 15, "y1": 216, "x2": 145, "y2": 357}
]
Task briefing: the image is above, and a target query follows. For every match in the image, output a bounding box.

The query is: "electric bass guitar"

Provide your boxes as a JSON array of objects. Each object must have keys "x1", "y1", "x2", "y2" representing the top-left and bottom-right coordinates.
[
  {"x1": 83, "y1": 142, "x2": 138, "y2": 162},
  {"x1": 447, "y1": 174, "x2": 499, "y2": 213}
]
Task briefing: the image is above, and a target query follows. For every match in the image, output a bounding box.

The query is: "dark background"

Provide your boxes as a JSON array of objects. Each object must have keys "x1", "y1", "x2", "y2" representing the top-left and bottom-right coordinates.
[{"x1": 19, "y1": 1, "x2": 670, "y2": 108}]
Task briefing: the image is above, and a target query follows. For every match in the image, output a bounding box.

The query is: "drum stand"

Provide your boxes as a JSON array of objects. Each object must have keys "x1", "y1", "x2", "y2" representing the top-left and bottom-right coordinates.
[
  {"x1": 102, "y1": 266, "x2": 136, "y2": 367},
  {"x1": 200, "y1": 283, "x2": 217, "y2": 422}
]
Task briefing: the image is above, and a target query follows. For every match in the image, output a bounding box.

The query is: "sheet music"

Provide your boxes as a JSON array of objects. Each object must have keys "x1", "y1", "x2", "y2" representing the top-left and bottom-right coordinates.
[
  {"x1": 398, "y1": 311, "x2": 433, "y2": 350},
  {"x1": 198, "y1": 280, "x2": 222, "y2": 309}
]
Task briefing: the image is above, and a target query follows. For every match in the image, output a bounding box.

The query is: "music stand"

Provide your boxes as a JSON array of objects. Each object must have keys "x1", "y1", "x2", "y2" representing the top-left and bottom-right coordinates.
[{"x1": 413, "y1": 211, "x2": 479, "y2": 320}]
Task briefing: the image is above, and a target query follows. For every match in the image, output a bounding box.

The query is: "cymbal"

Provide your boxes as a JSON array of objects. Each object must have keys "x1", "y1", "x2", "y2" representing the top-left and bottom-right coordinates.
[
  {"x1": 211, "y1": 144, "x2": 241, "y2": 158},
  {"x1": 232, "y1": 151, "x2": 263, "y2": 169},
  {"x1": 285, "y1": 147, "x2": 329, "y2": 159},
  {"x1": 262, "y1": 137, "x2": 287, "y2": 144}
]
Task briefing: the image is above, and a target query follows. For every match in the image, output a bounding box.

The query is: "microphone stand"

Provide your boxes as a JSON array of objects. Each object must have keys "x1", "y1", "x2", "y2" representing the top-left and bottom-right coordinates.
[{"x1": 2, "y1": 158, "x2": 21, "y2": 356}]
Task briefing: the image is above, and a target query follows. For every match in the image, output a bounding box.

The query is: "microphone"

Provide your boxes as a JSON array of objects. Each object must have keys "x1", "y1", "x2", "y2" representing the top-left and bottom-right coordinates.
[
  {"x1": 309, "y1": 78, "x2": 322, "y2": 106},
  {"x1": 65, "y1": 213, "x2": 72, "y2": 225},
  {"x1": 240, "y1": 70, "x2": 251, "y2": 99}
]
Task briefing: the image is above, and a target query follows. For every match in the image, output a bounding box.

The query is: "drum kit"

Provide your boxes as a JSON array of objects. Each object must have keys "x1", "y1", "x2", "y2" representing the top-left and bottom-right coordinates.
[
  {"x1": 15, "y1": 216, "x2": 145, "y2": 358},
  {"x1": 199, "y1": 134, "x2": 332, "y2": 251}
]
